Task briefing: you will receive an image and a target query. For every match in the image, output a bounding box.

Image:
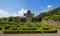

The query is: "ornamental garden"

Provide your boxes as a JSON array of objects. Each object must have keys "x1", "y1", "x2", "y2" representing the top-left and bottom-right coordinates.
[
  {"x1": 0, "y1": 7, "x2": 60, "y2": 34},
  {"x1": 0, "y1": 22, "x2": 57, "y2": 34}
]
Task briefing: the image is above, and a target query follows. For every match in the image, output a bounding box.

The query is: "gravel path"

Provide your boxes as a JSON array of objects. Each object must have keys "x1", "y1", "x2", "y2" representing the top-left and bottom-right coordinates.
[{"x1": 0, "y1": 30, "x2": 60, "y2": 36}]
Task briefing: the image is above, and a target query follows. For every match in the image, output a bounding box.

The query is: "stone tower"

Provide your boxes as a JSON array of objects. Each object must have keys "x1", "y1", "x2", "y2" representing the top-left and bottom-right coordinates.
[{"x1": 24, "y1": 10, "x2": 34, "y2": 22}]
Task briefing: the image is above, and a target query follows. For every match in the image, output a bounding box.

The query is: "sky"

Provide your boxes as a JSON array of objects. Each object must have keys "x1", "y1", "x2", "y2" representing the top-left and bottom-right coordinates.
[{"x1": 0, "y1": 0, "x2": 60, "y2": 18}]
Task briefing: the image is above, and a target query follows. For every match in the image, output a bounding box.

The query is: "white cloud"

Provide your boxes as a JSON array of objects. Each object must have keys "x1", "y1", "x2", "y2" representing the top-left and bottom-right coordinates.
[
  {"x1": 0, "y1": 10, "x2": 9, "y2": 18},
  {"x1": 12, "y1": 12, "x2": 17, "y2": 17},
  {"x1": 41, "y1": 10, "x2": 44, "y2": 12},
  {"x1": 47, "y1": 5, "x2": 52, "y2": 8},
  {"x1": 0, "y1": 9, "x2": 28, "y2": 18},
  {"x1": 18, "y1": 9, "x2": 27, "y2": 16}
]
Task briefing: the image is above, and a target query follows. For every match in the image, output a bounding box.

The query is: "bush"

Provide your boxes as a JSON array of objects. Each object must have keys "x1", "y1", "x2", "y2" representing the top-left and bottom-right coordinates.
[
  {"x1": 2, "y1": 30, "x2": 18, "y2": 34},
  {"x1": 5, "y1": 26, "x2": 11, "y2": 30},
  {"x1": 3, "y1": 24, "x2": 11, "y2": 28},
  {"x1": 43, "y1": 30, "x2": 57, "y2": 33},
  {"x1": 0, "y1": 27, "x2": 2, "y2": 30},
  {"x1": 1, "y1": 22, "x2": 58, "y2": 34},
  {"x1": 11, "y1": 28, "x2": 18, "y2": 30},
  {"x1": 22, "y1": 28, "x2": 37, "y2": 30},
  {"x1": 26, "y1": 25, "x2": 33, "y2": 27},
  {"x1": 2, "y1": 28, "x2": 18, "y2": 34},
  {"x1": 0, "y1": 24, "x2": 3, "y2": 30},
  {"x1": 37, "y1": 25, "x2": 41, "y2": 27},
  {"x1": 51, "y1": 15, "x2": 60, "y2": 21},
  {"x1": 43, "y1": 27, "x2": 49, "y2": 30},
  {"x1": 19, "y1": 30, "x2": 42, "y2": 33},
  {"x1": 32, "y1": 18, "x2": 38, "y2": 22},
  {"x1": 43, "y1": 16, "x2": 50, "y2": 20}
]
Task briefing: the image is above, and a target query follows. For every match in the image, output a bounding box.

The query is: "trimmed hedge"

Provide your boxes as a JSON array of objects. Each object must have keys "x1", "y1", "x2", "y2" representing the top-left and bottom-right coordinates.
[
  {"x1": 22, "y1": 28, "x2": 37, "y2": 30},
  {"x1": 2, "y1": 30, "x2": 18, "y2": 34},
  {"x1": 19, "y1": 30, "x2": 42, "y2": 33},
  {"x1": 0, "y1": 27, "x2": 2, "y2": 30},
  {"x1": 0, "y1": 26, "x2": 3, "y2": 30},
  {"x1": 43, "y1": 30, "x2": 57, "y2": 33},
  {"x1": 11, "y1": 28, "x2": 18, "y2": 30},
  {"x1": 26, "y1": 25, "x2": 33, "y2": 27},
  {"x1": 37, "y1": 25, "x2": 41, "y2": 27},
  {"x1": 1, "y1": 22, "x2": 58, "y2": 34},
  {"x1": 42, "y1": 27, "x2": 49, "y2": 30},
  {"x1": 0, "y1": 24, "x2": 4, "y2": 30},
  {"x1": 2, "y1": 28, "x2": 18, "y2": 34}
]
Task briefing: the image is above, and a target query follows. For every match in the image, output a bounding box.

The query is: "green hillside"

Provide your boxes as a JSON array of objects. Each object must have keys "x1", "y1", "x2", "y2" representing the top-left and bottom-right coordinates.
[{"x1": 37, "y1": 7, "x2": 60, "y2": 21}]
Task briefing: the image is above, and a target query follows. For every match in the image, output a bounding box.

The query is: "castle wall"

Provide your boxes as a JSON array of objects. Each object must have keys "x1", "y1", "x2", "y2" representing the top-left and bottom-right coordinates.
[{"x1": 42, "y1": 19, "x2": 60, "y2": 27}]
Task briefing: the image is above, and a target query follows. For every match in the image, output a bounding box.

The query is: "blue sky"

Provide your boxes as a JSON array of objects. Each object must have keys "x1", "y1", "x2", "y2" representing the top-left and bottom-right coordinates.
[{"x1": 0, "y1": 0, "x2": 60, "y2": 17}]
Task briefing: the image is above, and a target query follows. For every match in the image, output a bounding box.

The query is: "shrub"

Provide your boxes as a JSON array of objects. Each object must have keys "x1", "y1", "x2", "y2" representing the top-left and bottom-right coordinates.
[
  {"x1": 32, "y1": 18, "x2": 38, "y2": 22},
  {"x1": 1, "y1": 22, "x2": 58, "y2": 34},
  {"x1": 2, "y1": 28, "x2": 18, "y2": 34},
  {"x1": 51, "y1": 15, "x2": 60, "y2": 21},
  {"x1": 26, "y1": 25, "x2": 33, "y2": 27},
  {"x1": 0, "y1": 27, "x2": 2, "y2": 30},
  {"x1": 43, "y1": 16, "x2": 50, "y2": 20},
  {"x1": 19, "y1": 30, "x2": 42, "y2": 33},
  {"x1": 43, "y1": 27, "x2": 49, "y2": 30},
  {"x1": 43, "y1": 30, "x2": 57, "y2": 33},
  {"x1": 5, "y1": 26, "x2": 11, "y2": 30},
  {"x1": 22, "y1": 28, "x2": 37, "y2": 30},
  {"x1": 2, "y1": 30, "x2": 18, "y2": 34},
  {"x1": 11, "y1": 28, "x2": 18, "y2": 30},
  {"x1": 0, "y1": 24, "x2": 3, "y2": 30},
  {"x1": 37, "y1": 25, "x2": 41, "y2": 27}
]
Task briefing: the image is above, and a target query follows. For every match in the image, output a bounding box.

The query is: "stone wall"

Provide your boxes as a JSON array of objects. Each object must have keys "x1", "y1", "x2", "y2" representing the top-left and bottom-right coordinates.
[{"x1": 42, "y1": 19, "x2": 60, "y2": 27}]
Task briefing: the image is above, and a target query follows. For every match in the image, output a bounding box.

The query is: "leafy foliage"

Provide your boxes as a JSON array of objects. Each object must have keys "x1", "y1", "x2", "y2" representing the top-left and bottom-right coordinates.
[
  {"x1": 50, "y1": 14, "x2": 60, "y2": 21},
  {"x1": 37, "y1": 7, "x2": 60, "y2": 21},
  {"x1": 1, "y1": 22, "x2": 57, "y2": 33},
  {"x1": 43, "y1": 16, "x2": 50, "y2": 20}
]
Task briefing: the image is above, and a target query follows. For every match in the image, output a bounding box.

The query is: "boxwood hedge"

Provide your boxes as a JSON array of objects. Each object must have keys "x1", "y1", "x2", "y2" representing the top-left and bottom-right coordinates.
[
  {"x1": 43, "y1": 30, "x2": 57, "y2": 33},
  {"x1": 22, "y1": 28, "x2": 37, "y2": 30},
  {"x1": 2, "y1": 27, "x2": 19, "y2": 34},
  {"x1": 19, "y1": 30, "x2": 42, "y2": 33},
  {"x1": 1, "y1": 22, "x2": 58, "y2": 34}
]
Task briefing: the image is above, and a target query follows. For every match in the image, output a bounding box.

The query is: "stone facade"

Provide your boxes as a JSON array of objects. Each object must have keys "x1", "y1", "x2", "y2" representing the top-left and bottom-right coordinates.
[{"x1": 42, "y1": 19, "x2": 60, "y2": 27}]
